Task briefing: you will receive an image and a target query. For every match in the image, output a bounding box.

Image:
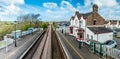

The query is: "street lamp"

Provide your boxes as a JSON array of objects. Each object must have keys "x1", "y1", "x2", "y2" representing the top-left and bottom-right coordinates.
[
  {"x1": 14, "y1": 21, "x2": 17, "y2": 47},
  {"x1": 65, "y1": 24, "x2": 67, "y2": 36}
]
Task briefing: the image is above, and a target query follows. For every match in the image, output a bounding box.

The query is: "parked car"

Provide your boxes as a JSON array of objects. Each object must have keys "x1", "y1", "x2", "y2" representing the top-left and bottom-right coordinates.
[{"x1": 103, "y1": 40, "x2": 117, "y2": 48}]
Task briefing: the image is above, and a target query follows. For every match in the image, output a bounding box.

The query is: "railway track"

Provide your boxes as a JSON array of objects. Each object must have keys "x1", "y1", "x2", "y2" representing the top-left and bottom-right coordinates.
[
  {"x1": 20, "y1": 25, "x2": 69, "y2": 59},
  {"x1": 19, "y1": 30, "x2": 46, "y2": 59}
]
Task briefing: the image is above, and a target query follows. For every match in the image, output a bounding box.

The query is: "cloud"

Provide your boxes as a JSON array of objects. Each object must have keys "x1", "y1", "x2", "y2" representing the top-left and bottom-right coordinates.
[
  {"x1": 0, "y1": 0, "x2": 41, "y2": 21},
  {"x1": 43, "y1": 2, "x2": 58, "y2": 9},
  {"x1": 40, "y1": 1, "x2": 78, "y2": 21},
  {"x1": 1, "y1": 0, "x2": 120, "y2": 21},
  {"x1": 93, "y1": 0, "x2": 118, "y2": 7},
  {"x1": 1, "y1": 0, "x2": 24, "y2": 5},
  {"x1": 6, "y1": 4, "x2": 21, "y2": 15},
  {"x1": 82, "y1": 0, "x2": 120, "y2": 20},
  {"x1": 0, "y1": 0, "x2": 23, "y2": 21},
  {"x1": 84, "y1": 0, "x2": 118, "y2": 8},
  {"x1": 61, "y1": 1, "x2": 77, "y2": 11}
]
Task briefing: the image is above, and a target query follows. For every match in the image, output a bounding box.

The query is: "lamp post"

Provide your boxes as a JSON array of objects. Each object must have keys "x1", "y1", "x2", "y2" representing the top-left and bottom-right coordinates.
[
  {"x1": 14, "y1": 21, "x2": 17, "y2": 47},
  {"x1": 65, "y1": 23, "x2": 67, "y2": 36}
]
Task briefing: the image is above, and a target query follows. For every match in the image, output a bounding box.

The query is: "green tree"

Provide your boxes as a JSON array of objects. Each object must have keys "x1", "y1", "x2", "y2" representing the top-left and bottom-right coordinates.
[{"x1": 40, "y1": 22, "x2": 49, "y2": 29}]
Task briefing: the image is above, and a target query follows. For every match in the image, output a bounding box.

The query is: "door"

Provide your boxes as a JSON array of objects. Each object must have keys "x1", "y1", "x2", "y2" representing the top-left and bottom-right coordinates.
[{"x1": 70, "y1": 27, "x2": 73, "y2": 34}]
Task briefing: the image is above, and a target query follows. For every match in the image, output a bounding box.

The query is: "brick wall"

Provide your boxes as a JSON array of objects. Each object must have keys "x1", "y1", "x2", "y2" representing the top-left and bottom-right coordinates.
[{"x1": 86, "y1": 12, "x2": 105, "y2": 25}]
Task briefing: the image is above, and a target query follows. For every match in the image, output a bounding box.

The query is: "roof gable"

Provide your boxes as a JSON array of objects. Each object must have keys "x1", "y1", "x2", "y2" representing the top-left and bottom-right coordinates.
[
  {"x1": 70, "y1": 16, "x2": 75, "y2": 21},
  {"x1": 75, "y1": 11, "x2": 93, "y2": 20}
]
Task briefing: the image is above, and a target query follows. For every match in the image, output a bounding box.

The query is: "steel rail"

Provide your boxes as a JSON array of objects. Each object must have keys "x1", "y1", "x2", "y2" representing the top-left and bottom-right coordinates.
[{"x1": 19, "y1": 30, "x2": 45, "y2": 59}]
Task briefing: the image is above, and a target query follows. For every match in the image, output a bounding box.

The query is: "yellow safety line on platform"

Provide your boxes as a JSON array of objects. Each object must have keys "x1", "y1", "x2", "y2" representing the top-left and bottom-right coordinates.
[{"x1": 60, "y1": 32, "x2": 84, "y2": 59}]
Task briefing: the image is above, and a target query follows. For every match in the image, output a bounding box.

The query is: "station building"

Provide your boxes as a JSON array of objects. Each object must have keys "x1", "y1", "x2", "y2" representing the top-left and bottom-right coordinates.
[{"x1": 69, "y1": 4, "x2": 113, "y2": 43}]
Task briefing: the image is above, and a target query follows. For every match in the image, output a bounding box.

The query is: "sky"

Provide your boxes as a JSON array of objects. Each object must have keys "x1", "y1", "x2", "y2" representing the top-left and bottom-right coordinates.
[{"x1": 0, "y1": 0, "x2": 120, "y2": 21}]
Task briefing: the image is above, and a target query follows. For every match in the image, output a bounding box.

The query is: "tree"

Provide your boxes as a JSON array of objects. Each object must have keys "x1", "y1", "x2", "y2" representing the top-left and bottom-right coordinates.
[
  {"x1": 17, "y1": 13, "x2": 41, "y2": 31},
  {"x1": 40, "y1": 22, "x2": 49, "y2": 29}
]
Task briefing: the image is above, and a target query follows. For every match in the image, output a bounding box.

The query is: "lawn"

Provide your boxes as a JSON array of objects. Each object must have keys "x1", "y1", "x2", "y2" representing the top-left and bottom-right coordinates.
[
  {"x1": 0, "y1": 21, "x2": 14, "y2": 40},
  {"x1": 0, "y1": 41, "x2": 12, "y2": 48}
]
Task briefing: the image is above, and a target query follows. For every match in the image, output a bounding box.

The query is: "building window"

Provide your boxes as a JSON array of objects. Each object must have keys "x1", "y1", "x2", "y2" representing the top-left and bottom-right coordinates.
[
  {"x1": 91, "y1": 36, "x2": 93, "y2": 40},
  {"x1": 80, "y1": 33, "x2": 83, "y2": 38},
  {"x1": 87, "y1": 34, "x2": 89, "y2": 39},
  {"x1": 75, "y1": 20, "x2": 77, "y2": 25},
  {"x1": 93, "y1": 20, "x2": 96, "y2": 25},
  {"x1": 78, "y1": 33, "x2": 83, "y2": 38},
  {"x1": 79, "y1": 21, "x2": 82, "y2": 26}
]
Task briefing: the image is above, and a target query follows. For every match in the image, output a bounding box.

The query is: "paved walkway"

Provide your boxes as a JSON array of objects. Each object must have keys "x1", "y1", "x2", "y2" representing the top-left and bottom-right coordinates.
[
  {"x1": 0, "y1": 30, "x2": 42, "y2": 59},
  {"x1": 57, "y1": 31, "x2": 100, "y2": 59}
]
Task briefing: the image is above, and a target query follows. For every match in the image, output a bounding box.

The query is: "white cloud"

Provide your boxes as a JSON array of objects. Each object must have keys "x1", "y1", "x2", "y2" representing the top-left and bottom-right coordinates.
[
  {"x1": 41, "y1": 1, "x2": 77, "y2": 21},
  {"x1": 0, "y1": 0, "x2": 120, "y2": 21},
  {"x1": 85, "y1": 0, "x2": 118, "y2": 8},
  {"x1": 93, "y1": 0, "x2": 118, "y2": 7},
  {"x1": 0, "y1": 0, "x2": 35, "y2": 21},
  {"x1": 6, "y1": 4, "x2": 21, "y2": 15},
  {"x1": 84, "y1": 0, "x2": 91, "y2": 7},
  {"x1": 61, "y1": 1, "x2": 77, "y2": 11},
  {"x1": 1, "y1": 0, "x2": 24, "y2": 5},
  {"x1": 46, "y1": 9, "x2": 52, "y2": 13},
  {"x1": 0, "y1": 0, "x2": 41, "y2": 21},
  {"x1": 43, "y1": 2, "x2": 58, "y2": 9},
  {"x1": 82, "y1": 0, "x2": 120, "y2": 20}
]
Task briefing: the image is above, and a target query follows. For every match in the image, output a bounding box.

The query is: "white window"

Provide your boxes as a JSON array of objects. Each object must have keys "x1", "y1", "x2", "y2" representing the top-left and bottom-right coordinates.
[
  {"x1": 87, "y1": 34, "x2": 89, "y2": 39},
  {"x1": 91, "y1": 35, "x2": 93, "y2": 40},
  {"x1": 79, "y1": 21, "x2": 82, "y2": 26},
  {"x1": 75, "y1": 19, "x2": 77, "y2": 25}
]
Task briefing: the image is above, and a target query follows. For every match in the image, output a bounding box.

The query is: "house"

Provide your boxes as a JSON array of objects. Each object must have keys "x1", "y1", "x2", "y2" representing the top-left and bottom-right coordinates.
[
  {"x1": 114, "y1": 29, "x2": 120, "y2": 37},
  {"x1": 69, "y1": 4, "x2": 113, "y2": 43},
  {"x1": 105, "y1": 20, "x2": 120, "y2": 29}
]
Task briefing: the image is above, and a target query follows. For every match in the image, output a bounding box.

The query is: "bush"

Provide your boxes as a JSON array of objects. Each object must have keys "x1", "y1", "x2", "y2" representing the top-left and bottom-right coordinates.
[{"x1": 40, "y1": 22, "x2": 49, "y2": 29}]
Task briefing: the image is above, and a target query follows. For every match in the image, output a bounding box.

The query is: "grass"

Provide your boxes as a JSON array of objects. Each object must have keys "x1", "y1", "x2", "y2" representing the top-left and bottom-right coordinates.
[
  {"x1": 114, "y1": 35, "x2": 120, "y2": 39},
  {"x1": 0, "y1": 41, "x2": 12, "y2": 47},
  {"x1": 0, "y1": 21, "x2": 41, "y2": 40},
  {"x1": 115, "y1": 36, "x2": 120, "y2": 39},
  {"x1": 0, "y1": 21, "x2": 14, "y2": 40}
]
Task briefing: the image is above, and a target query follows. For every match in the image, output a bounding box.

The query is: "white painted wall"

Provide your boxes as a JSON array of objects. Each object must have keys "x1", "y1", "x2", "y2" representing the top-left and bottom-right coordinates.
[
  {"x1": 85, "y1": 27, "x2": 113, "y2": 43},
  {"x1": 80, "y1": 17, "x2": 86, "y2": 29},
  {"x1": 70, "y1": 19, "x2": 74, "y2": 26},
  {"x1": 73, "y1": 27, "x2": 78, "y2": 37},
  {"x1": 74, "y1": 15, "x2": 79, "y2": 27},
  {"x1": 97, "y1": 32, "x2": 113, "y2": 43},
  {"x1": 85, "y1": 27, "x2": 95, "y2": 39}
]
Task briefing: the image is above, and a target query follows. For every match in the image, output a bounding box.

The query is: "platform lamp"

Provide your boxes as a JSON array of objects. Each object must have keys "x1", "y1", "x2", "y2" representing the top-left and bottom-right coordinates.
[{"x1": 14, "y1": 21, "x2": 17, "y2": 47}]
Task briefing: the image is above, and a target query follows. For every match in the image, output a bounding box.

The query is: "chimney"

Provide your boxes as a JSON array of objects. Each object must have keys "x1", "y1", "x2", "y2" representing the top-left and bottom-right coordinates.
[{"x1": 93, "y1": 4, "x2": 98, "y2": 12}]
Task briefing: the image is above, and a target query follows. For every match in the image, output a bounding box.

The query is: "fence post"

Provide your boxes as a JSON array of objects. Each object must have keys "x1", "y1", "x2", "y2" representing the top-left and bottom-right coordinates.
[
  {"x1": 90, "y1": 42, "x2": 94, "y2": 53},
  {"x1": 105, "y1": 47, "x2": 107, "y2": 59},
  {"x1": 94, "y1": 43, "x2": 96, "y2": 54},
  {"x1": 100, "y1": 44, "x2": 102, "y2": 57}
]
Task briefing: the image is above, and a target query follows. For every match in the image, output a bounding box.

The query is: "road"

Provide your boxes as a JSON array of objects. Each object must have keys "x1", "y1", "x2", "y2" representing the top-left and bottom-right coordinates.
[
  {"x1": 0, "y1": 31, "x2": 42, "y2": 59},
  {"x1": 57, "y1": 31, "x2": 100, "y2": 59}
]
